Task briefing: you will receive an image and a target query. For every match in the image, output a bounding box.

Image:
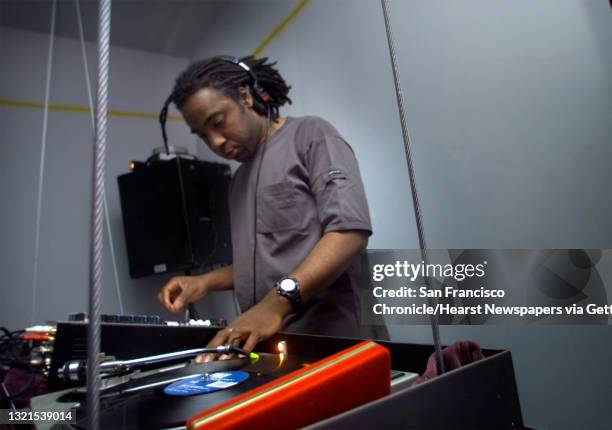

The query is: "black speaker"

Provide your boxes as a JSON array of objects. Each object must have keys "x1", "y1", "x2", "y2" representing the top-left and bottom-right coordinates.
[{"x1": 117, "y1": 158, "x2": 232, "y2": 278}]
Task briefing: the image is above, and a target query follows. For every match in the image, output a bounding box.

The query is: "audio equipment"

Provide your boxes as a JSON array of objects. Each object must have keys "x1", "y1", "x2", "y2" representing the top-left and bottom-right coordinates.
[{"x1": 117, "y1": 157, "x2": 232, "y2": 278}]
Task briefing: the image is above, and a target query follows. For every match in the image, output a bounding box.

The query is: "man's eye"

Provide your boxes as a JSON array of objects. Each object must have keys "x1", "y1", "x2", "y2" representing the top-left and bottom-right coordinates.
[{"x1": 213, "y1": 118, "x2": 224, "y2": 129}]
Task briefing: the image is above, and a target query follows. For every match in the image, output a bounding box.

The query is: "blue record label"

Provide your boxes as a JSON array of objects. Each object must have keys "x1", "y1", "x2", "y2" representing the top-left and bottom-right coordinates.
[{"x1": 163, "y1": 371, "x2": 250, "y2": 396}]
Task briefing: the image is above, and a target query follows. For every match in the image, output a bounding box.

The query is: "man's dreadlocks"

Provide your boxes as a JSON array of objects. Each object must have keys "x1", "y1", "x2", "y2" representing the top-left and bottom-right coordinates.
[
  {"x1": 158, "y1": 56, "x2": 291, "y2": 151},
  {"x1": 163, "y1": 55, "x2": 291, "y2": 120}
]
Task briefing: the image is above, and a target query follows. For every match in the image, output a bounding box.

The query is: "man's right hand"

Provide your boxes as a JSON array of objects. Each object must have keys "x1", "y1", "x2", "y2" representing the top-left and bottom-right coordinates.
[{"x1": 157, "y1": 276, "x2": 208, "y2": 312}]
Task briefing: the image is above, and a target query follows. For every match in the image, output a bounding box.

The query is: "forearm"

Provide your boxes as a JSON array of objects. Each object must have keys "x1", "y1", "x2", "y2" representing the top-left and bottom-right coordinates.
[
  {"x1": 260, "y1": 230, "x2": 368, "y2": 316},
  {"x1": 292, "y1": 230, "x2": 367, "y2": 301},
  {"x1": 204, "y1": 233, "x2": 368, "y2": 354},
  {"x1": 200, "y1": 264, "x2": 234, "y2": 291}
]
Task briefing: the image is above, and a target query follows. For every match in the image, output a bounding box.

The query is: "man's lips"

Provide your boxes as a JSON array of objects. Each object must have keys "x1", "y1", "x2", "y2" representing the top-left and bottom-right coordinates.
[{"x1": 225, "y1": 147, "x2": 243, "y2": 159}]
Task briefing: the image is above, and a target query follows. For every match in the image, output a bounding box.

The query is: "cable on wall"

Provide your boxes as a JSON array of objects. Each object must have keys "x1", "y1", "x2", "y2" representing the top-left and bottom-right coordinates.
[
  {"x1": 75, "y1": 0, "x2": 124, "y2": 315},
  {"x1": 31, "y1": 0, "x2": 57, "y2": 326},
  {"x1": 87, "y1": 0, "x2": 112, "y2": 429}
]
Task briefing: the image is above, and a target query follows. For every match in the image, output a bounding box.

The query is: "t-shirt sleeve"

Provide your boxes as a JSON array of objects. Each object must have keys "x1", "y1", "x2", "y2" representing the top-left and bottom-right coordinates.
[{"x1": 302, "y1": 118, "x2": 373, "y2": 236}]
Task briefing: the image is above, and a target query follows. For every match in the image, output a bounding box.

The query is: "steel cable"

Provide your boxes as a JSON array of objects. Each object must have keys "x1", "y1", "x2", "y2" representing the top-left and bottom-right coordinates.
[
  {"x1": 75, "y1": 0, "x2": 124, "y2": 314},
  {"x1": 380, "y1": 0, "x2": 445, "y2": 374},
  {"x1": 87, "y1": 0, "x2": 112, "y2": 429},
  {"x1": 31, "y1": 0, "x2": 57, "y2": 326}
]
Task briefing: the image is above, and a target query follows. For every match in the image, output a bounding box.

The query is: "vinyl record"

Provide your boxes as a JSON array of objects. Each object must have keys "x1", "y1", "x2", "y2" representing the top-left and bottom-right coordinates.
[
  {"x1": 163, "y1": 371, "x2": 250, "y2": 396},
  {"x1": 68, "y1": 353, "x2": 313, "y2": 429}
]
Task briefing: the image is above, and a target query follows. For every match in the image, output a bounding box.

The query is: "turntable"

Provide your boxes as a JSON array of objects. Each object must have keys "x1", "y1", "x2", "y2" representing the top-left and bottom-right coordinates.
[
  {"x1": 30, "y1": 326, "x2": 524, "y2": 429},
  {"x1": 33, "y1": 340, "x2": 392, "y2": 429}
]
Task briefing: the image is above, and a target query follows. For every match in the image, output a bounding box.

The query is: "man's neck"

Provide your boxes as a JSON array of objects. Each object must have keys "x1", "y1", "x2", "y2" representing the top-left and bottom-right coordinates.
[
  {"x1": 257, "y1": 116, "x2": 287, "y2": 146},
  {"x1": 270, "y1": 116, "x2": 287, "y2": 135}
]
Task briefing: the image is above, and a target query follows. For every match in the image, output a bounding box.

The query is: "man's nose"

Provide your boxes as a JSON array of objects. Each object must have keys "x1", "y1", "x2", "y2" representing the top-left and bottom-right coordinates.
[{"x1": 208, "y1": 132, "x2": 226, "y2": 151}]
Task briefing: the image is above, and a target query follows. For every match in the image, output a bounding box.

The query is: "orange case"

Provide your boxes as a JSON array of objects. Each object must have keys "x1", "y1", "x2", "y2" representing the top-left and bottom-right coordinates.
[{"x1": 187, "y1": 340, "x2": 390, "y2": 430}]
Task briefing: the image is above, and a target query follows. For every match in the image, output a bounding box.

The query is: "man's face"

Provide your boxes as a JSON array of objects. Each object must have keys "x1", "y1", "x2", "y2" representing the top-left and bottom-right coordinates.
[{"x1": 181, "y1": 87, "x2": 262, "y2": 162}]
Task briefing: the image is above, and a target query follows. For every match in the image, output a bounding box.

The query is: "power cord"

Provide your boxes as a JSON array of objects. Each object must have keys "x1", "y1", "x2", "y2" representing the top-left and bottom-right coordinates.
[{"x1": 0, "y1": 328, "x2": 36, "y2": 403}]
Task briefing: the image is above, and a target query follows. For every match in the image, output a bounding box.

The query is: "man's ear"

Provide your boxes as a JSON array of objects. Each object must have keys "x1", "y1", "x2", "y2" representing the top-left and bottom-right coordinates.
[{"x1": 238, "y1": 86, "x2": 254, "y2": 108}]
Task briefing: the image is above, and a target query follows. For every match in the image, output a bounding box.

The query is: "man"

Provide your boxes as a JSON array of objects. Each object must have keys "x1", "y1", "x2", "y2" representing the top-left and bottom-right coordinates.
[{"x1": 157, "y1": 55, "x2": 385, "y2": 358}]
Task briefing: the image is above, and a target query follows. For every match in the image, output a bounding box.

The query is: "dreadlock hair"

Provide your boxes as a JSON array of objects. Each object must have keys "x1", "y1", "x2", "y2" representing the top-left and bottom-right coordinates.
[
  {"x1": 158, "y1": 56, "x2": 292, "y2": 153},
  {"x1": 165, "y1": 55, "x2": 291, "y2": 121}
]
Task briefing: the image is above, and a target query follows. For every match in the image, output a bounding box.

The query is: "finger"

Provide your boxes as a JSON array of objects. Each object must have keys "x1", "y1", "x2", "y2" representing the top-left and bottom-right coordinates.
[
  {"x1": 229, "y1": 335, "x2": 243, "y2": 346},
  {"x1": 160, "y1": 280, "x2": 179, "y2": 311},
  {"x1": 218, "y1": 353, "x2": 235, "y2": 360},
  {"x1": 206, "y1": 328, "x2": 231, "y2": 349},
  {"x1": 160, "y1": 287, "x2": 172, "y2": 311},
  {"x1": 242, "y1": 332, "x2": 260, "y2": 353},
  {"x1": 204, "y1": 328, "x2": 237, "y2": 362},
  {"x1": 171, "y1": 292, "x2": 187, "y2": 312},
  {"x1": 219, "y1": 336, "x2": 243, "y2": 360},
  {"x1": 171, "y1": 279, "x2": 194, "y2": 312}
]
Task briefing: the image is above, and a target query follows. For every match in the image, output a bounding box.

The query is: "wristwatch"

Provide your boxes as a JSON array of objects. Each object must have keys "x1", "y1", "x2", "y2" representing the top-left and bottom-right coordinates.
[{"x1": 275, "y1": 276, "x2": 302, "y2": 310}]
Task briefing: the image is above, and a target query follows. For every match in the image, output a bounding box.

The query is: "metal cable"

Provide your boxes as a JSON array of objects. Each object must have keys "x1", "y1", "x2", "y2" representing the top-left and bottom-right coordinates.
[
  {"x1": 87, "y1": 1, "x2": 112, "y2": 429},
  {"x1": 380, "y1": 0, "x2": 445, "y2": 374},
  {"x1": 75, "y1": 0, "x2": 124, "y2": 314},
  {"x1": 31, "y1": 0, "x2": 57, "y2": 326}
]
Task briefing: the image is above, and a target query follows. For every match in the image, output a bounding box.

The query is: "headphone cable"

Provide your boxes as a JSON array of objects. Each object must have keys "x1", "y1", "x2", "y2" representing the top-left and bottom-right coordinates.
[{"x1": 252, "y1": 107, "x2": 272, "y2": 307}]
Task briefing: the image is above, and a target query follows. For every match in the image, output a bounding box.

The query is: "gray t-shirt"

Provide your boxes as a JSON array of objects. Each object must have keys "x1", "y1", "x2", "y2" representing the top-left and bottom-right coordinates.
[{"x1": 229, "y1": 116, "x2": 386, "y2": 339}]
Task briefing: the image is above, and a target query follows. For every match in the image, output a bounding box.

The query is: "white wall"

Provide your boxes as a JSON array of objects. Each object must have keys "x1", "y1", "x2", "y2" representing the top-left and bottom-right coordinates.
[
  {"x1": 392, "y1": 0, "x2": 612, "y2": 249},
  {"x1": 0, "y1": 26, "x2": 208, "y2": 329},
  {"x1": 187, "y1": 1, "x2": 612, "y2": 429}
]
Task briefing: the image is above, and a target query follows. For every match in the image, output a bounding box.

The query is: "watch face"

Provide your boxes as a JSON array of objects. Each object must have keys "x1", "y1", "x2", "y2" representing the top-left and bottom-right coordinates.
[{"x1": 279, "y1": 278, "x2": 296, "y2": 292}]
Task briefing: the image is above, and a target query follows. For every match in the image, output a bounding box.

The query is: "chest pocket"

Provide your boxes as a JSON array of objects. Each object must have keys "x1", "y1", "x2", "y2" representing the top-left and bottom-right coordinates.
[{"x1": 257, "y1": 181, "x2": 301, "y2": 233}]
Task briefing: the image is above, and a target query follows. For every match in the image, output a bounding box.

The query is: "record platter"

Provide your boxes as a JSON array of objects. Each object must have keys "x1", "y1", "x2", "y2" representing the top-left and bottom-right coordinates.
[{"x1": 36, "y1": 348, "x2": 315, "y2": 429}]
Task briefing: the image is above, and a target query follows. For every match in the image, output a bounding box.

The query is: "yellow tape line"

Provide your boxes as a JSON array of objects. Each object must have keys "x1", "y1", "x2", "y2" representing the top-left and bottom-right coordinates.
[
  {"x1": 1, "y1": 0, "x2": 310, "y2": 119},
  {"x1": 252, "y1": 0, "x2": 310, "y2": 57},
  {"x1": 0, "y1": 98, "x2": 183, "y2": 121}
]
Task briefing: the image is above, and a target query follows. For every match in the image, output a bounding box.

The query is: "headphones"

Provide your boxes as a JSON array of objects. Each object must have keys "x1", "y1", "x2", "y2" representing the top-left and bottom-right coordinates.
[{"x1": 219, "y1": 56, "x2": 271, "y2": 104}]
